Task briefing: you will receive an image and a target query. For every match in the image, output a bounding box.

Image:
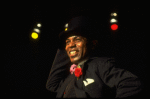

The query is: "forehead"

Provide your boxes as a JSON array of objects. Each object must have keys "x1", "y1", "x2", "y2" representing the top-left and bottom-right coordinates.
[{"x1": 66, "y1": 35, "x2": 82, "y2": 40}]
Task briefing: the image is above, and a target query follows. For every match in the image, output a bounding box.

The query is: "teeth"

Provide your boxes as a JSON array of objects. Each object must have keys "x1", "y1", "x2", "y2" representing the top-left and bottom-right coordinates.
[{"x1": 70, "y1": 51, "x2": 76, "y2": 54}]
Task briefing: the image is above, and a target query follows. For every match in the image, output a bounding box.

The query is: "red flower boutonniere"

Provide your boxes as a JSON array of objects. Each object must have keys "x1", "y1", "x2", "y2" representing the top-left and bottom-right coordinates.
[{"x1": 74, "y1": 65, "x2": 82, "y2": 80}]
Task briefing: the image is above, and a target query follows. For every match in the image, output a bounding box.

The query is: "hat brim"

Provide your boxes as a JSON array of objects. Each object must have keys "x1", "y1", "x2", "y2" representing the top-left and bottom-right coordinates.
[{"x1": 59, "y1": 29, "x2": 82, "y2": 41}]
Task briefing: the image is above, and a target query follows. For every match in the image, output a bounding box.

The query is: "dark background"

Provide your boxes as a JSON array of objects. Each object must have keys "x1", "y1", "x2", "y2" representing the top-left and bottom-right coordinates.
[{"x1": 4, "y1": 2, "x2": 148, "y2": 97}]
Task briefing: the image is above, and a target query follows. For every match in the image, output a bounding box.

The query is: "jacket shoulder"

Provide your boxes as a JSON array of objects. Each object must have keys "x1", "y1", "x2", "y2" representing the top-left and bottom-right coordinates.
[
  {"x1": 87, "y1": 57, "x2": 116, "y2": 76},
  {"x1": 88, "y1": 57, "x2": 115, "y2": 64}
]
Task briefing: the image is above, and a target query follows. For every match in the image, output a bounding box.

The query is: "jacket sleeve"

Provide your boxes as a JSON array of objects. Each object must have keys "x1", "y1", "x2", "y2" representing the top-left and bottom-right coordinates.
[
  {"x1": 46, "y1": 48, "x2": 71, "y2": 92},
  {"x1": 96, "y1": 57, "x2": 142, "y2": 98}
]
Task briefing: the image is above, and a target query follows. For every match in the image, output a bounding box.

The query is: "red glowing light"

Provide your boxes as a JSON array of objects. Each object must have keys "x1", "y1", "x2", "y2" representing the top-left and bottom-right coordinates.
[{"x1": 111, "y1": 24, "x2": 118, "y2": 30}]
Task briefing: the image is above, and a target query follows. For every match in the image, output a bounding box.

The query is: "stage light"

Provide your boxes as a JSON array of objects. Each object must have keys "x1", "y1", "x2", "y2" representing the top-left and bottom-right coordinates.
[
  {"x1": 37, "y1": 23, "x2": 42, "y2": 27},
  {"x1": 110, "y1": 12, "x2": 118, "y2": 31},
  {"x1": 111, "y1": 24, "x2": 118, "y2": 30},
  {"x1": 65, "y1": 28, "x2": 68, "y2": 31},
  {"x1": 111, "y1": 13, "x2": 117, "y2": 16},
  {"x1": 31, "y1": 32, "x2": 38, "y2": 39},
  {"x1": 110, "y1": 18, "x2": 117, "y2": 23},
  {"x1": 34, "y1": 28, "x2": 40, "y2": 33},
  {"x1": 65, "y1": 23, "x2": 68, "y2": 28}
]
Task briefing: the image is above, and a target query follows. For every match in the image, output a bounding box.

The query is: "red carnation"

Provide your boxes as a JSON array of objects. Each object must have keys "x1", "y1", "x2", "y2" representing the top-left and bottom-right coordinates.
[{"x1": 74, "y1": 67, "x2": 82, "y2": 78}]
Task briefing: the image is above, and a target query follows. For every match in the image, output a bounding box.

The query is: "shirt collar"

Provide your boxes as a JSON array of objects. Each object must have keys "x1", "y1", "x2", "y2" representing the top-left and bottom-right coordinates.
[{"x1": 78, "y1": 57, "x2": 89, "y2": 66}]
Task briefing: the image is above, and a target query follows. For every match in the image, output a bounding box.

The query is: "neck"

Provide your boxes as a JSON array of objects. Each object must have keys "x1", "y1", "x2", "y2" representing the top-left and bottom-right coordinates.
[{"x1": 75, "y1": 57, "x2": 89, "y2": 66}]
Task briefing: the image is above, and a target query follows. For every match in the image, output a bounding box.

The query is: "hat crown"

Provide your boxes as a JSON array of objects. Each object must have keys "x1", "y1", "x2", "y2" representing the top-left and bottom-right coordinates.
[
  {"x1": 59, "y1": 16, "x2": 98, "y2": 39},
  {"x1": 67, "y1": 16, "x2": 96, "y2": 31}
]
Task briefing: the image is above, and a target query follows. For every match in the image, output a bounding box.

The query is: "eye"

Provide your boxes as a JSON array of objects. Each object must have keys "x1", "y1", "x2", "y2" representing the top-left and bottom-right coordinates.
[
  {"x1": 76, "y1": 39, "x2": 81, "y2": 41},
  {"x1": 75, "y1": 38, "x2": 82, "y2": 41},
  {"x1": 66, "y1": 41, "x2": 70, "y2": 45}
]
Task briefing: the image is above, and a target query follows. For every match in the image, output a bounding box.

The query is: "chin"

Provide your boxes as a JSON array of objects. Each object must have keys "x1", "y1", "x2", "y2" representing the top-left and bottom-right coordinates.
[{"x1": 70, "y1": 56, "x2": 84, "y2": 64}]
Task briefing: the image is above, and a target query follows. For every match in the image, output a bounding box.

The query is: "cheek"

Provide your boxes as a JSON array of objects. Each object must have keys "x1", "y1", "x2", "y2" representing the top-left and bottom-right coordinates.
[
  {"x1": 65, "y1": 46, "x2": 67, "y2": 51},
  {"x1": 65, "y1": 46, "x2": 69, "y2": 55},
  {"x1": 83, "y1": 44, "x2": 87, "y2": 55},
  {"x1": 77, "y1": 43, "x2": 87, "y2": 55},
  {"x1": 77, "y1": 43, "x2": 82, "y2": 51}
]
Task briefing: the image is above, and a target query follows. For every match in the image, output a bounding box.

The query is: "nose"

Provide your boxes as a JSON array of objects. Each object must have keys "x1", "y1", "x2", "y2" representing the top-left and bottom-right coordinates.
[{"x1": 69, "y1": 41, "x2": 76, "y2": 48}]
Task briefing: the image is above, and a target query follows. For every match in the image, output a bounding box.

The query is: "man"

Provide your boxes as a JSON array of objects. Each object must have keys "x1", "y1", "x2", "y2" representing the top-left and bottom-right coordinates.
[{"x1": 46, "y1": 16, "x2": 142, "y2": 98}]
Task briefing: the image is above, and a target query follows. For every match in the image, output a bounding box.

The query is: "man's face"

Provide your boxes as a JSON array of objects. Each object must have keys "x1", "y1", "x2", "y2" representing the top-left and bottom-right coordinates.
[{"x1": 65, "y1": 35, "x2": 87, "y2": 64}]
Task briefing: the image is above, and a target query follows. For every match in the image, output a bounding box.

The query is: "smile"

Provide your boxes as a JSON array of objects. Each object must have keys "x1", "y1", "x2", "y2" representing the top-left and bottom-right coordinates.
[{"x1": 69, "y1": 50, "x2": 78, "y2": 57}]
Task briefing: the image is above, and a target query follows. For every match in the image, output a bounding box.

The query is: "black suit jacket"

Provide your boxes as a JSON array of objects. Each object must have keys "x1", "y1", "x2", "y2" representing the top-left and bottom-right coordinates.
[{"x1": 46, "y1": 49, "x2": 142, "y2": 98}]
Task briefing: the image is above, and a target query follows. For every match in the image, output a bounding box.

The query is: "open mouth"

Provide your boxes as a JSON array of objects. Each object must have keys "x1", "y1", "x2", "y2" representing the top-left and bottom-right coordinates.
[{"x1": 69, "y1": 50, "x2": 78, "y2": 57}]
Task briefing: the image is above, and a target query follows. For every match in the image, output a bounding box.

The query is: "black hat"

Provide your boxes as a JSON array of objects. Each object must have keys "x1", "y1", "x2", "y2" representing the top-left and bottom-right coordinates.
[{"x1": 58, "y1": 16, "x2": 99, "y2": 49}]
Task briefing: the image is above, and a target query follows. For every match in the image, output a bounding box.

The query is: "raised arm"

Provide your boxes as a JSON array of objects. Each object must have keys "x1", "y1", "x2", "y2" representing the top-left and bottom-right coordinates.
[{"x1": 46, "y1": 48, "x2": 71, "y2": 92}]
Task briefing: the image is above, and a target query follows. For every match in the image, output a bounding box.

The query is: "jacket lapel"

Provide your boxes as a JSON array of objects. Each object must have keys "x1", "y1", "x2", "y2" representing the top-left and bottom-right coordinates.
[
  {"x1": 73, "y1": 57, "x2": 98, "y2": 98},
  {"x1": 56, "y1": 74, "x2": 74, "y2": 98},
  {"x1": 74, "y1": 68, "x2": 87, "y2": 98},
  {"x1": 73, "y1": 58, "x2": 95, "y2": 98}
]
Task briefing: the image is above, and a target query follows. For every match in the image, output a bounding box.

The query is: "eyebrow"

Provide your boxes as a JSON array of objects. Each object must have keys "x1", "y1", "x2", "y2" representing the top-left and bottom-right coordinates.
[{"x1": 66, "y1": 36, "x2": 81, "y2": 41}]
